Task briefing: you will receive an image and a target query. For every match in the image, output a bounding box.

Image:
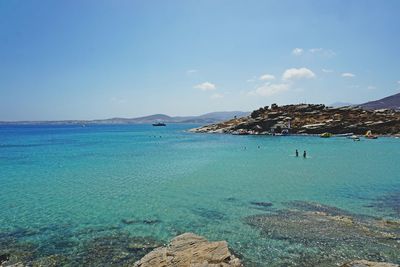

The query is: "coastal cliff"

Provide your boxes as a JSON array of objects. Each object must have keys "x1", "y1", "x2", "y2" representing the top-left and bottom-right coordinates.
[{"x1": 190, "y1": 104, "x2": 400, "y2": 135}]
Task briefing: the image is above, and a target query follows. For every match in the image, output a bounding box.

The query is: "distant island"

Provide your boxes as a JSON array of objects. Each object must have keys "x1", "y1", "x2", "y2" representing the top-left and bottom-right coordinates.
[
  {"x1": 191, "y1": 103, "x2": 400, "y2": 136},
  {"x1": 0, "y1": 111, "x2": 249, "y2": 125}
]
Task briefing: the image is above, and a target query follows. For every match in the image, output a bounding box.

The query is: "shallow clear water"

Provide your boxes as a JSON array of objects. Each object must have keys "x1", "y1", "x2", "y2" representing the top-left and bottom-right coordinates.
[{"x1": 0, "y1": 124, "x2": 399, "y2": 266}]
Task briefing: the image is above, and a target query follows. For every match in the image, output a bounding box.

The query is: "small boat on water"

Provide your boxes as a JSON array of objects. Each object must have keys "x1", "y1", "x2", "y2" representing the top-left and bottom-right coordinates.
[
  {"x1": 365, "y1": 130, "x2": 378, "y2": 139},
  {"x1": 320, "y1": 132, "x2": 332, "y2": 138},
  {"x1": 349, "y1": 135, "x2": 360, "y2": 141},
  {"x1": 152, "y1": 122, "x2": 166, "y2": 126},
  {"x1": 335, "y1": 133, "x2": 353, "y2": 137}
]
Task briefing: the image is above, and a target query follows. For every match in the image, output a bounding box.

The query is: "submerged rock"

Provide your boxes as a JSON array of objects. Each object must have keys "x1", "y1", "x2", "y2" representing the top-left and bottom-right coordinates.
[
  {"x1": 191, "y1": 207, "x2": 226, "y2": 221},
  {"x1": 133, "y1": 233, "x2": 242, "y2": 267},
  {"x1": 341, "y1": 260, "x2": 399, "y2": 267},
  {"x1": 0, "y1": 228, "x2": 164, "y2": 267},
  {"x1": 0, "y1": 254, "x2": 10, "y2": 265},
  {"x1": 30, "y1": 254, "x2": 69, "y2": 267},
  {"x1": 244, "y1": 201, "x2": 400, "y2": 266},
  {"x1": 250, "y1": 201, "x2": 273, "y2": 208},
  {"x1": 75, "y1": 234, "x2": 163, "y2": 266},
  {"x1": 370, "y1": 191, "x2": 400, "y2": 218},
  {"x1": 121, "y1": 219, "x2": 161, "y2": 225},
  {"x1": 0, "y1": 240, "x2": 38, "y2": 266}
]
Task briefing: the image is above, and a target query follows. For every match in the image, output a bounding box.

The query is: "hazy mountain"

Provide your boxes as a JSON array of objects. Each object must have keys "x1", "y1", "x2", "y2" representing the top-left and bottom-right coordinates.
[
  {"x1": 0, "y1": 111, "x2": 250, "y2": 125},
  {"x1": 329, "y1": 101, "x2": 354, "y2": 108},
  {"x1": 360, "y1": 92, "x2": 400, "y2": 110}
]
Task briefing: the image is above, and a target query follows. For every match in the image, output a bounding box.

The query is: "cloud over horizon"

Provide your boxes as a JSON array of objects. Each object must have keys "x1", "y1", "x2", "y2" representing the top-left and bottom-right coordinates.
[
  {"x1": 309, "y1": 48, "x2": 336, "y2": 57},
  {"x1": 210, "y1": 93, "x2": 224, "y2": 99},
  {"x1": 186, "y1": 69, "x2": 198, "y2": 74},
  {"x1": 292, "y1": 48, "x2": 335, "y2": 58},
  {"x1": 322, "y1": 68, "x2": 334, "y2": 73},
  {"x1": 342, "y1": 72, "x2": 355, "y2": 78},
  {"x1": 292, "y1": 48, "x2": 304, "y2": 56},
  {"x1": 249, "y1": 83, "x2": 290, "y2": 97},
  {"x1": 194, "y1": 82, "x2": 216, "y2": 91},
  {"x1": 282, "y1": 68, "x2": 316, "y2": 80},
  {"x1": 259, "y1": 74, "x2": 275, "y2": 81}
]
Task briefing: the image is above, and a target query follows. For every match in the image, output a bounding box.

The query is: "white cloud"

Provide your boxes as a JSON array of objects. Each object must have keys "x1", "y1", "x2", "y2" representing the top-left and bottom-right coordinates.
[
  {"x1": 309, "y1": 48, "x2": 323, "y2": 53},
  {"x1": 210, "y1": 93, "x2": 224, "y2": 99},
  {"x1": 259, "y1": 74, "x2": 275, "y2": 81},
  {"x1": 397, "y1": 81, "x2": 400, "y2": 84},
  {"x1": 322, "y1": 68, "x2": 334, "y2": 73},
  {"x1": 246, "y1": 76, "x2": 257, "y2": 83},
  {"x1": 292, "y1": 48, "x2": 304, "y2": 56},
  {"x1": 194, "y1": 82, "x2": 216, "y2": 91},
  {"x1": 367, "y1": 85, "x2": 376, "y2": 90},
  {"x1": 186, "y1": 69, "x2": 198, "y2": 74},
  {"x1": 309, "y1": 48, "x2": 336, "y2": 57},
  {"x1": 282, "y1": 68, "x2": 316, "y2": 80},
  {"x1": 342, "y1": 72, "x2": 355, "y2": 78},
  {"x1": 249, "y1": 83, "x2": 289, "y2": 97},
  {"x1": 292, "y1": 47, "x2": 335, "y2": 57}
]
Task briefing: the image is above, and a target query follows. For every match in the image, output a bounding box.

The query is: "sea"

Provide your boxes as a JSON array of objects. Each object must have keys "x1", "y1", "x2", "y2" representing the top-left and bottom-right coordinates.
[{"x1": 0, "y1": 124, "x2": 399, "y2": 266}]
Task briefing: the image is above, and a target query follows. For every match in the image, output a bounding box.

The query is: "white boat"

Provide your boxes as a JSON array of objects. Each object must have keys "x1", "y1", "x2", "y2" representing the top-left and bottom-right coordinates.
[
  {"x1": 334, "y1": 133, "x2": 353, "y2": 137},
  {"x1": 348, "y1": 135, "x2": 360, "y2": 141}
]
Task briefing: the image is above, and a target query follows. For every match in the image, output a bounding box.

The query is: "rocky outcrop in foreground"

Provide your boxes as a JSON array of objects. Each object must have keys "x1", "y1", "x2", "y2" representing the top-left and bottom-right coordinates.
[
  {"x1": 2, "y1": 231, "x2": 398, "y2": 266},
  {"x1": 133, "y1": 233, "x2": 242, "y2": 267},
  {"x1": 190, "y1": 104, "x2": 400, "y2": 135}
]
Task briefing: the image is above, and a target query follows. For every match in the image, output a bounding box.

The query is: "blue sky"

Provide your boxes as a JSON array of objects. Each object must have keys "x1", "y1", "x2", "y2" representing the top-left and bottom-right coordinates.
[{"x1": 1, "y1": 0, "x2": 399, "y2": 120}]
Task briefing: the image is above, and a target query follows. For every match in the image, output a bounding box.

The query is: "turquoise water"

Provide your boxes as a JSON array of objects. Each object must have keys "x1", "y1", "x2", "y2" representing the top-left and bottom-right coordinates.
[{"x1": 1, "y1": 124, "x2": 399, "y2": 266}]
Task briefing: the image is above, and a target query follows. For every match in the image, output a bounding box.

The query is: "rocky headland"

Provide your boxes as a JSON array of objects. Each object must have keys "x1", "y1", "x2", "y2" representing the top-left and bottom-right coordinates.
[{"x1": 190, "y1": 104, "x2": 400, "y2": 135}]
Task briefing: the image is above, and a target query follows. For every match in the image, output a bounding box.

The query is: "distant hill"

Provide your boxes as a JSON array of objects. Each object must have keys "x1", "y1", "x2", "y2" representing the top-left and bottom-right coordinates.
[
  {"x1": 0, "y1": 111, "x2": 250, "y2": 125},
  {"x1": 329, "y1": 102, "x2": 354, "y2": 108},
  {"x1": 360, "y1": 92, "x2": 400, "y2": 110}
]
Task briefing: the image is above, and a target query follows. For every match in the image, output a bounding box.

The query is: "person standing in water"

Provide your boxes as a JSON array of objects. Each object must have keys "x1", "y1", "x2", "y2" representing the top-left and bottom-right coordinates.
[
  {"x1": 295, "y1": 149, "x2": 299, "y2": 157},
  {"x1": 303, "y1": 150, "x2": 307, "y2": 158}
]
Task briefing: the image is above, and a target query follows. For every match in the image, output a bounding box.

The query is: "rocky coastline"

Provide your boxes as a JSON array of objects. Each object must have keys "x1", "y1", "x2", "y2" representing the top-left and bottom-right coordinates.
[
  {"x1": 1, "y1": 208, "x2": 399, "y2": 266},
  {"x1": 190, "y1": 104, "x2": 400, "y2": 136},
  {"x1": 132, "y1": 231, "x2": 399, "y2": 267}
]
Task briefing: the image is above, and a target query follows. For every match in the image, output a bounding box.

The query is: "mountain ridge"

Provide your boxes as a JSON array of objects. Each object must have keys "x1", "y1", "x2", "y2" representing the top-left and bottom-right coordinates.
[
  {"x1": 0, "y1": 111, "x2": 250, "y2": 125},
  {"x1": 359, "y1": 92, "x2": 400, "y2": 110}
]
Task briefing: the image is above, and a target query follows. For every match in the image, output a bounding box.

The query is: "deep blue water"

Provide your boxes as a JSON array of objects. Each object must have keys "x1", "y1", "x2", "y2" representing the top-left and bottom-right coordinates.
[{"x1": 0, "y1": 124, "x2": 399, "y2": 266}]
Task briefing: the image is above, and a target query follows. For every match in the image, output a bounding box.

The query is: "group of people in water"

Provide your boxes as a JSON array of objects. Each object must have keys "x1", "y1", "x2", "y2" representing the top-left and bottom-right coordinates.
[
  {"x1": 295, "y1": 149, "x2": 307, "y2": 158},
  {"x1": 245, "y1": 147, "x2": 307, "y2": 158}
]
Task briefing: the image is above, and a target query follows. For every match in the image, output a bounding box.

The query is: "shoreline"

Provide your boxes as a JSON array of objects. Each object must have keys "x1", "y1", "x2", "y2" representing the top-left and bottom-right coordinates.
[{"x1": 188, "y1": 129, "x2": 400, "y2": 138}]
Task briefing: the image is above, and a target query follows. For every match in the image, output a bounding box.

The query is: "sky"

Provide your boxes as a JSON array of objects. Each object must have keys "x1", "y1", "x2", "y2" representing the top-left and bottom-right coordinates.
[{"x1": 1, "y1": 0, "x2": 400, "y2": 121}]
